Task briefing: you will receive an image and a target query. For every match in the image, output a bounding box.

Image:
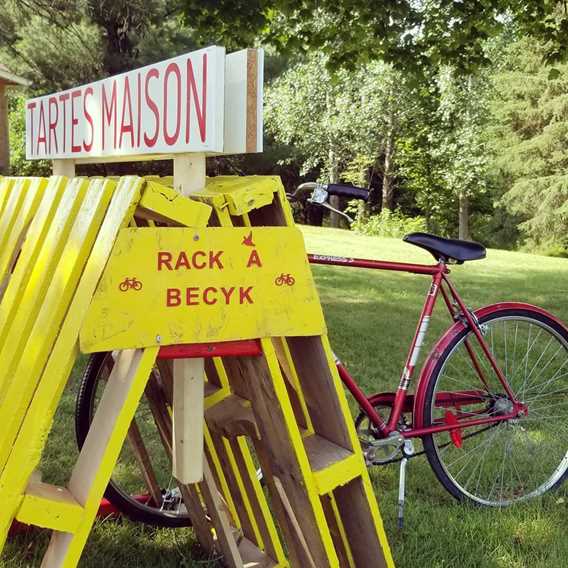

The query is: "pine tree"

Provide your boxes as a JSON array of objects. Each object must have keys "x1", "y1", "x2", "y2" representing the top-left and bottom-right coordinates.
[{"x1": 489, "y1": 39, "x2": 568, "y2": 251}]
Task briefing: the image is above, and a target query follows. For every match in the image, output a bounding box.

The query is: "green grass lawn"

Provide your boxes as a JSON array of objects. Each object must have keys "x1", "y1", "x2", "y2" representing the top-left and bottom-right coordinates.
[{"x1": 3, "y1": 226, "x2": 568, "y2": 567}]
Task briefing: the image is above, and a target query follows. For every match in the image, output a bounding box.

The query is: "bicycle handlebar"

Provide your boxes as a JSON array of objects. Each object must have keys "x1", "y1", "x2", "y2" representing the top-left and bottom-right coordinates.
[{"x1": 326, "y1": 183, "x2": 369, "y2": 201}]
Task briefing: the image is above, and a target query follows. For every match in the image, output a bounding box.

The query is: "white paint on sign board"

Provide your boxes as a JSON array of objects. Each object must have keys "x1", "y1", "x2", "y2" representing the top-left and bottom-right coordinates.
[{"x1": 25, "y1": 46, "x2": 264, "y2": 161}]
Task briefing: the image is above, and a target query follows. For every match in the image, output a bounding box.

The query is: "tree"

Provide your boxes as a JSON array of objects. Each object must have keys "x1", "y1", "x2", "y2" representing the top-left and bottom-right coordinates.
[
  {"x1": 265, "y1": 54, "x2": 420, "y2": 224},
  {"x1": 488, "y1": 38, "x2": 568, "y2": 251},
  {"x1": 0, "y1": 0, "x2": 194, "y2": 93},
  {"x1": 182, "y1": 1, "x2": 568, "y2": 73}
]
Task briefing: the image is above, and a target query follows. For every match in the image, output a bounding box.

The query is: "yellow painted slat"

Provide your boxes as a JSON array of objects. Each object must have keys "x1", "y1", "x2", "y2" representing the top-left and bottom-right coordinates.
[
  {"x1": 0, "y1": 177, "x2": 67, "y2": 321},
  {"x1": 312, "y1": 454, "x2": 361, "y2": 496},
  {"x1": 43, "y1": 347, "x2": 159, "y2": 568},
  {"x1": 222, "y1": 436, "x2": 265, "y2": 548},
  {"x1": 0, "y1": 177, "x2": 144, "y2": 552},
  {"x1": 0, "y1": 179, "x2": 115, "y2": 472},
  {"x1": 236, "y1": 436, "x2": 287, "y2": 565},
  {"x1": 319, "y1": 335, "x2": 395, "y2": 568},
  {"x1": 328, "y1": 493, "x2": 356, "y2": 568},
  {"x1": 0, "y1": 177, "x2": 86, "y2": 360},
  {"x1": 16, "y1": 483, "x2": 83, "y2": 534},
  {"x1": 259, "y1": 337, "x2": 339, "y2": 565},
  {"x1": 138, "y1": 180, "x2": 212, "y2": 226},
  {"x1": 201, "y1": 176, "x2": 282, "y2": 216},
  {"x1": 0, "y1": 178, "x2": 30, "y2": 250},
  {"x1": 204, "y1": 426, "x2": 241, "y2": 528},
  {"x1": 0, "y1": 178, "x2": 14, "y2": 217},
  {"x1": 0, "y1": 178, "x2": 47, "y2": 291}
]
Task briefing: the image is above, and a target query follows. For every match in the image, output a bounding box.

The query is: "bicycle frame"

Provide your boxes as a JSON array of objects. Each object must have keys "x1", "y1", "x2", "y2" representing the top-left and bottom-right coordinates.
[{"x1": 308, "y1": 253, "x2": 526, "y2": 440}]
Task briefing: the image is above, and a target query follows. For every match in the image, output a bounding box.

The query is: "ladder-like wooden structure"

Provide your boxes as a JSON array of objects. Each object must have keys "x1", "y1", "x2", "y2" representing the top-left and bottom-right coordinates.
[{"x1": 0, "y1": 175, "x2": 394, "y2": 567}]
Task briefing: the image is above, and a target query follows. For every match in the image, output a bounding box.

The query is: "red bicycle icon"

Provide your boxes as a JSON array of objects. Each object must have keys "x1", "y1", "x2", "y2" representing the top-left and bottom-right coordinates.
[
  {"x1": 275, "y1": 273, "x2": 295, "y2": 286},
  {"x1": 118, "y1": 277, "x2": 143, "y2": 292}
]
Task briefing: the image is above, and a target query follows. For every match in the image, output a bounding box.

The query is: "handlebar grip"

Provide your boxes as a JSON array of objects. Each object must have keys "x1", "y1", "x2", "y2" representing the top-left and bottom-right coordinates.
[{"x1": 326, "y1": 184, "x2": 369, "y2": 201}]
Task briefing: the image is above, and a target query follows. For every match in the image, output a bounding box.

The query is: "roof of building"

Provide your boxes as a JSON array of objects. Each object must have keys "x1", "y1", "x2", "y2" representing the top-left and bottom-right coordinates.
[{"x1": 0, "y1": 63, "x2": 30, "y2": 86}]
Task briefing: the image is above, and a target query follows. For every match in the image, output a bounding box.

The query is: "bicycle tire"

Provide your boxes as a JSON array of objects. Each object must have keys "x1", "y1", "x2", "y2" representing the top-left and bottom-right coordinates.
[
  {"x1": 422, "y1": 307, "x2": 568, "y2": 506},
  {"x1": 75, "y1": 352, "x2": 192, "y2": 527}
]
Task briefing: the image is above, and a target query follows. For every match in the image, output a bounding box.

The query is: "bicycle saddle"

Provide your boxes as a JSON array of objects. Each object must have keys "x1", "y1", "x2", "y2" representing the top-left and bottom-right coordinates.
[{"x1": 403, "y1": 232, "x2": 486, "y2": 263}]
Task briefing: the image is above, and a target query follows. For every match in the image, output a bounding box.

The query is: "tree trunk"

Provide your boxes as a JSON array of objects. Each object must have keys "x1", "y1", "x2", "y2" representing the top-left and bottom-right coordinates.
[
  {"x1": 328, "y1": 147, "x2": 342, "y2": 228},
  {"x1": 458, "y1": 192, "x2": 470, "y2": 240},
  {"x1": 381, "y1": 128, "x2": 395, "y2": 211}
]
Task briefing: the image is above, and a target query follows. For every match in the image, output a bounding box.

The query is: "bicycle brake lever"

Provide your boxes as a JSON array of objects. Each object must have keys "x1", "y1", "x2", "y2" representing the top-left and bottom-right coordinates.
[{"x1": 314, "y1": 200, "x2": 354, "y2": 224}]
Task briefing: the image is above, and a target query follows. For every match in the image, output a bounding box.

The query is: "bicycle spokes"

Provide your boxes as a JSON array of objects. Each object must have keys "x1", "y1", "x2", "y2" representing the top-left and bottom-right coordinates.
[{"x1": 427, "y1": 311, "x2": 568, "y2": 506}]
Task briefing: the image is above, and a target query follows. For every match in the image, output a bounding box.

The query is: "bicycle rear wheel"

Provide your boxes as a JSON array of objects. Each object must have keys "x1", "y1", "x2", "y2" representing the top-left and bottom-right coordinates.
[
  {"x1": 422, "y1": 307, "x2": 568, "y2": 506},
  {"x1": 75, "y1": 352, "x2": 191, "y2": 527}
]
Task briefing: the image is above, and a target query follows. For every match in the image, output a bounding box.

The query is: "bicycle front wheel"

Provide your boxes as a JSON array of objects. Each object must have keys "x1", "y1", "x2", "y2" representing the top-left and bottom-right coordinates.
[
  {"x1": 75, "y1": 352, "x2": 191, "y2": 527},
  {"x1": 422, "y1": 307, "x2": 568, "y2": 506}
]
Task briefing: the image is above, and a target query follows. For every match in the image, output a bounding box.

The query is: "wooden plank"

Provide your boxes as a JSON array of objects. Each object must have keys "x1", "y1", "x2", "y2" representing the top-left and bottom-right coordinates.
[
  {"x1": 0, "y1": 177, "x2": 15, "y2": 217},
  {"x1": 143, "y1": 372, "x2": 216, "y2": 551},
  {"x1": 52, "y1": 160, "x2": 75, "y2": 177},
  {"x1": 0, "y1": 177, "x2": 67, "y2": 323},
  {"x1": 43, "y1": 347, "x2": 159, "y2": 568},
  {"x1": 137, "y1": 180, "x2": 211, "y2": 227},
  {"x1": 0, "y1": 178, "x2": 30, "y2": 264},
  {"x1": 272, "y1": 337, "x2": 313, "y2": 433},
  {"x1": 229, "y1": 436, "x2": 286, "y2": 564},
  {"x1": 197, "y1": 457, "x2": 244, "y2": 568},
  {"x1": 172, "y1": 358, "x2": 204, "y2": 484},
  {"x1": 285, "y1": 337, "x2": 353, "y2": 451},
  {"x1": 210, "y1": 433, "x2": 261, "y2": 547},
  {"x1": 320, "y1": 494, "x2": 355, "y2": 568},
  {"x1": 16, "y1": 483, "x2": 83, "y2": 534},
  {"x1": 126, "y1": 418, "x2": 163, "y2": 507},
  {"x1": 333, "y1": 477, "x2": 394, "y2": 568},
  {"x1": 205, "y1": 394, "x2": 259, "y2": 439},
  {"x1": 0, "y1": 178, "x2": 47, "y2": 298},
  {"x1": 225, "y1": 343, "x2": 338, "y2": 567},
  {"x1": 0, "y1": 176, "x2": 144, "y2": 552},
  {"x1": 0, "y1": 177, "x2": 86, "y2": 360},
  {"x1": 0, "y1": 179, "x2": 114, "y2": 472}
]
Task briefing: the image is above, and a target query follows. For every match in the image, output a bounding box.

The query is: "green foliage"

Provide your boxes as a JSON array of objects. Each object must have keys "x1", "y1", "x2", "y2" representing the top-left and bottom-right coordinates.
[
  {"x1": 0, "y1": 1, "x2": 194, "y2": 93},
  {"x1": 350, "y1": 207, "x2": 426, "y2": 239},
  {"x1": 182, "y1": 1, "x2": 568, "y2": 74},
  {"x1": 488, "y1": 38, "x2": 568, "y2": 251},
  {"x1": 7, "y1": 94, "x2": 51, "y2": 176}
]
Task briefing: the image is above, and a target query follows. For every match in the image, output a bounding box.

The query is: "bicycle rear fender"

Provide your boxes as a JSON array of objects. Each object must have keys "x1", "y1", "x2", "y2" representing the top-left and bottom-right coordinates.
[{"x1": 412, "y1": 301, "x2": 568, "y2": 431}]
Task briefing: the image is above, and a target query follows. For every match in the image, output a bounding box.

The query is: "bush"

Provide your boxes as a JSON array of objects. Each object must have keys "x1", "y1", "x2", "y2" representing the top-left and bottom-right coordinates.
[{"x1": 350, "y1": 206, "x2": 427, "y2": 238}]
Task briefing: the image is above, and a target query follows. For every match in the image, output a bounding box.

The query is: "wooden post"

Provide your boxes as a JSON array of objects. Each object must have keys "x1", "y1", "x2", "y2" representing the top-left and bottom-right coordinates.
[
  {"x1": 52, "y1": 160, "x2": 75, "y2": 178},
  {"x1": 172, "y1": 152, "x2": 206, "y2": 483}
]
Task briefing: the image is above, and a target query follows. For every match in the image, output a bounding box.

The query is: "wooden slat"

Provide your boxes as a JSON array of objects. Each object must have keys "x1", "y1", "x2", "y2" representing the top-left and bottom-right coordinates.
[
  {"x1": 0, "y1": 179, "x2": 113, "y2": 472},
  {"x1": 137, "y1": 180, "x2": 211, "y2": 227},
  {"x1": 0, "y1": 177, "x2": 81, "y2": 354},
  {"x1": 0, "y1": 177, "x2": 67, "y2": 308},
  {"x1": 16, "y1": 483, "x2": 83, "y2": 534},
  {"x1": 0, "y1": 178, "x2": 47, "y2": 297},
  {"x1": 172, "y1": 358, "x2": 204, "y2": 484},
  {"x1": 0, "y1": 177, "x2": 144, "y2": 553},
  {"x1": 126, "y1": 418, "x2": 163, "y2": 507},
  {"x1": 225, "y1": 346, "x2": 338, "y2": 567},
  {"x1": 0, "y1": 178, "x2": 14, "y2": 216},
  {"x1": 43, "y1": 348, "x2": 159, "y2": 567}
]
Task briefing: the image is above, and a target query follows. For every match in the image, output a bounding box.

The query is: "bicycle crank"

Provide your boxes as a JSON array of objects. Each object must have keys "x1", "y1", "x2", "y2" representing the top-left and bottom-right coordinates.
[{"x1": 362, "y1": 431, "x2": 405, "y2": 465}]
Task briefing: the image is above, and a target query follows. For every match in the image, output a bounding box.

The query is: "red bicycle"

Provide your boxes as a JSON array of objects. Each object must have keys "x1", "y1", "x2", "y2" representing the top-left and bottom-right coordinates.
[
  {"x1": 300, "y1": 182, "x2": 568, "y2": 521},
  {"x1": 75, "y1": 182, "x2": 568, "y2": 527}
]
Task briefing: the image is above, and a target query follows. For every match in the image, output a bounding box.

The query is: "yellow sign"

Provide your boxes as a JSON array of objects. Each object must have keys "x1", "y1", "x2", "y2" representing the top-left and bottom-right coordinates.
[{"x1": 80, "y1": 226, "x2": 325, "y2": 352}]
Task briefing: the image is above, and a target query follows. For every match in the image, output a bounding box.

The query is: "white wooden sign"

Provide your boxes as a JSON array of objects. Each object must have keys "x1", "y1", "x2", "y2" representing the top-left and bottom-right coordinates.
[{"x1": 25, "y1": 47, "x2": 263, "y2": 160}]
